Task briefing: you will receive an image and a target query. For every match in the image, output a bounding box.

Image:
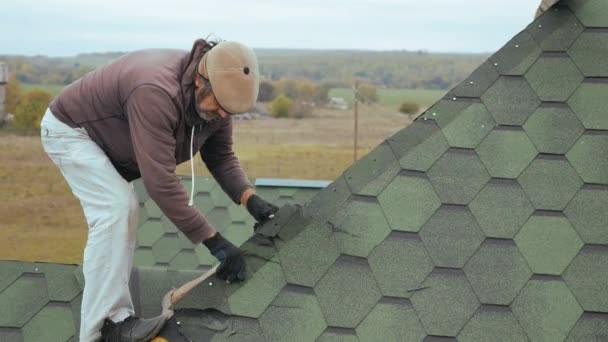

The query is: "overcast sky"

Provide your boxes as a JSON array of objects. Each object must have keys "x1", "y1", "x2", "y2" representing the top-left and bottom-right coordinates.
[{"x1": 2, "y1": 0, "x2": 541, "y2": 56}]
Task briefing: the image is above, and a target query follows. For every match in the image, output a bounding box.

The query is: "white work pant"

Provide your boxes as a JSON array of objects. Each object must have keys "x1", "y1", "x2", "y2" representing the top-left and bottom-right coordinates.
[{"x1": 40, "y1": 108, "x2": 137, "y2": 342}]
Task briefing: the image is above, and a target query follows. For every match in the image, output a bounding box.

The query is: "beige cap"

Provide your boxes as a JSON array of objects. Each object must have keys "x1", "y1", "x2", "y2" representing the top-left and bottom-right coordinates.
[{"x1": 198, "y1": 41, "x2": 259, "y2": 114}]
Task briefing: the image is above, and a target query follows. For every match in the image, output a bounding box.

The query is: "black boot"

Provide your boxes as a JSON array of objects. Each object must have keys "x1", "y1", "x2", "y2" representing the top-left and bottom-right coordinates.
[{"x1": 100, "y1": 315, "x2": 166, "y2": 342}]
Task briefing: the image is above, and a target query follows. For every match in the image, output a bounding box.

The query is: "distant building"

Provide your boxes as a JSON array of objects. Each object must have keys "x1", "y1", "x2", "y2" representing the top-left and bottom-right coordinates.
[
  {"x1": 328, "y1": 96, "x2": 348, "y2": 110},
  {"x1": 0, "y1": 62, "x2": 7, "y2": 122}
]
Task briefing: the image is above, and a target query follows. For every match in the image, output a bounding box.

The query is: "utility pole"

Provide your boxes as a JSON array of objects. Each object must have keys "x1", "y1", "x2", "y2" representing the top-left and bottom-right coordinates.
[{"x1": 353, "y1": 79, "x2": 359, "y2": 162}]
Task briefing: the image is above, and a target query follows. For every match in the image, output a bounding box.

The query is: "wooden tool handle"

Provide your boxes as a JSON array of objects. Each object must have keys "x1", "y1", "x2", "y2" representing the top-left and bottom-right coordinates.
[
  {"x1": 173, "y1": 264, "x2": 219, "y2": 304},
  {"x1": 160, "y1": 264, "x2": 219, "y2": 319}
]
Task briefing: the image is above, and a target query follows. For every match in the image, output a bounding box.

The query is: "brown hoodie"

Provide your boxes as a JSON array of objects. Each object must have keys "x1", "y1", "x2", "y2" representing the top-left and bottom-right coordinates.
[{"x1": 49, "y1": 39, "x2": 253, "y2": 244}]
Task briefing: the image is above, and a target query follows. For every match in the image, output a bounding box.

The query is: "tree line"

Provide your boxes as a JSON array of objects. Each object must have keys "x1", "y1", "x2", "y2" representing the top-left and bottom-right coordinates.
[{"x1": 1, "y1": 49, "x2": 488, "y2": 90}]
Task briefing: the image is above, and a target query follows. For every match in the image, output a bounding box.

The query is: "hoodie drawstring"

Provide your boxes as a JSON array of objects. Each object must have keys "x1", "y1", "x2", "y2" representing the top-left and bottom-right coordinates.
[{"x1": 188, "y1": 126, "x2": 196, "y2": 206}]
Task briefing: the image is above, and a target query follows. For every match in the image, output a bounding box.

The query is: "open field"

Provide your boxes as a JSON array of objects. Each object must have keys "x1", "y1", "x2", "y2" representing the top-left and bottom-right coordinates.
[
  {"x1": 329, "y1": 87, "x2": 447, "y2": 108},
  {"x1": 0, "y1": 106, "x2": 415, "y2": 264}
]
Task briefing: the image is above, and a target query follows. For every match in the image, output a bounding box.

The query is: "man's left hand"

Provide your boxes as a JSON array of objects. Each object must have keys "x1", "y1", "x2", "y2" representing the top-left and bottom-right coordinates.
[{"x1": 246, "y1": 195, "x2": 279, "y2": 223}]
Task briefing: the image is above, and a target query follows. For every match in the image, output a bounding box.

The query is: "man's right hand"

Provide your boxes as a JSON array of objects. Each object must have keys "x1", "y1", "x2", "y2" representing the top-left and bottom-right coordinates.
[{"x1": 203, "y1": 232, "x2": 246, "y2": 282}]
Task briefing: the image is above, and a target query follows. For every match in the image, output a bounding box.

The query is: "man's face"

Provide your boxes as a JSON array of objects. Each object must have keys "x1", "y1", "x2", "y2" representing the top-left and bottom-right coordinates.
[{"x1": 194, "y1": 76, "x2": 230, "y2": 122}]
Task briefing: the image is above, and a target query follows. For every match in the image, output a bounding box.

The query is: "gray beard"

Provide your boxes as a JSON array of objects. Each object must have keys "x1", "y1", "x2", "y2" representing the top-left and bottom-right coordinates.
[{"x1": 196, "y1": 107, "x2": 217, "y2": 122}]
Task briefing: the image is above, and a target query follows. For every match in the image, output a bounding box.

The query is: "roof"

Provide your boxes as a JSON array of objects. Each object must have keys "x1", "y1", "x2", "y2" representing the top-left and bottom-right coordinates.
[
  {"x1": 149, "y1": 1, "x2": 605, "y2": 340},
  {"x1": 134, "y1": 176, "x2": 326, "y2": 270},
  {"x1": 3, "y1": 0, "x2": 608, "y2": 340}
]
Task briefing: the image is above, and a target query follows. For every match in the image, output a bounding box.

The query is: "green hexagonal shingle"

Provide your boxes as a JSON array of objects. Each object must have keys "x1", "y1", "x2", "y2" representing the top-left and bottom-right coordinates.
[
  {"x1": 563, "y1": 246, "x2": 608, "y2": 312},
  {"x1": 441, "y1": 103, "x2": 495, "y2": 149},
  {"x1": 411, "y1": 269, "x2": 480, "y2": 337},
  {"x1": 490, "y1": 31, "x2": 542, "y2": 76},
  {"x1": 0, "y1": 274, "x2": 49, "y2": 327},
  {"x1": 137, "y1": 220, "x2": 165, "y2": 247},
  {"x1": 0, "y1": 262, "x2": 25, "y2": 295},
  {"x1": 458, "y1": 306, "x2": 528, "y2": 342},
  {"x1": 32, "y1": 263, "x2": 80, "y2": 303},
  {"x1": 133, "y1": 248, "x2": 156, "y2": 267},
  {"x1": 314, "y1": 256, "x2": 382, "y2": 328},
  {"x1": 423, "y1": 99, "x2": 474, "y2": 127},
  {"x1": 355, "y1": 298, "x2": 426, "y2": 341},
  {"x1": 567, "y1": 313, "x2": 608, "y2": 342},
  {"x1": 258, "y1": 285, "x2": 327, "y2": 342},
  {"x1": 317, "y1": 328, "x2": 360, "y2": 342},
  {"x1": 377, "y1": 172, "x2": 441, "y2": 232},
  {"x1": 524, "y1": 54, "x2": 583, "y2": 102},
  {"x1": 168, "y1": 250, "x2": 200, "y2": 271},
  {"x1": 206, "y1": 207, "x2": 232, "y2": 231},
  {"x1": 144, "y1": 199, "x2": 163, "y2": 219},
  {"x1": 452, "y1": 61, "x2": 499, "y2": 98},
  {"x1": 567, "y1": 134, "x2": 608, "y2": 185},
  {"x1": 388, "y1": 119, "x2": 450, "y2": 172},
  {"x1": 277, "y1": 223, "x2": 340, "y2": 287},
  {"x1": 514, "y1": 214, "x2": 583, "y2": 275},
  {"x1": 476, "y1": 128, "x2": 537, "y2": 179},
  {"x1": 368, "y1": 232, "x2": 434, "y2": 298},
  {"x1": 194, "y1": 245, "x2": 216, "y2": 268},
  {"x1": 469, "y1": 179, "x2": 535, "y2": 239},
  {"x1": 0, "y1": 330, "x2": 22, "y2": 342},
  {"x1": 343, "y1": 142, "x2": 400, "y2": 197},
  {"x1": 328, "y1": 197, "x2": 391, "y2": 258},
  {"x1": 151, "y1": 234, "x2": 181, "y2": 264},
  {"x1": 21, "y1": 304, "x2": 75, "y2": 342},
  {"x1": 427, "y1": 149, "x2": 490, "y2": 205},
  {"x1": 180, "y1": 176, "x2": 216, "y2": 196},
  {"x1": 568, "y1": 81, "x2": 608, "y2": 130},
  {"x1": 209, "y1": 185, "x2": 232, "y2": 207},
  {"x1": 481, "y1": 76, "x2": 541, "y2": 126},
  {"x1": 565, "y1": 185, "x2": 608, "y2": 244},
  {"x1": 528, "y1": 5, "x2": 584, "y2": 52},
  {"x1": 420, "y1": 205, "x2": 485, "y2": 268},
  {"x1": 160, "y1": 215, "x2": 178, "y2": 234},
  {"x1": 463, "y1": 240, "x2": 532, "y2": 305},
  {"x1": 569, "y1": 0, "x2": 608, "y2": 28},
  {"x1": 512, "y1": 278, "x2": 583, "y2": 342},
  {"x1": 303, "y1": 176, "x2": 352, "y2": 223},
  {"x1": 518, "y1": 156, "x2": 583, "y2": 210},
  {"x1": 227, "y1": 261, "x2": 286, "y2": 318},
  {"x1": 569, "y1": 30, "x2": 608, "y2": 77},
  {"x1": 192, "y1": 192, "x2": 215, "y2": 214},
  {"x1": 523, "y1": 105, "x2": 584, "y2": 154}
]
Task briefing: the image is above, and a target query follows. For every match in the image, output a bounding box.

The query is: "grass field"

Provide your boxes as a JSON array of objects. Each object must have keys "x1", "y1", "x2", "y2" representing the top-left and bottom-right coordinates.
[
  {"x1": 329, "y1": 87, "x2": 447, "y2": 108},
  {"x1": 21, "y1": 83, "x2": 65, "y2": 97},
  {"x1": 0, "y1": 106, "x2": 414, "y2": 264}
]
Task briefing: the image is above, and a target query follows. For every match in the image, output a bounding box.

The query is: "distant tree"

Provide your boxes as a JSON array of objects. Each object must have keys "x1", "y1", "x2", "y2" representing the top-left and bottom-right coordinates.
[
  {"x1": 269, "y1": 95, "x2": 294, "y2": 118},
  {"x1": 13, "y1": 88, "x2": 52, "y2": 133},
  {"x1": 356, "y1": 84, "x2": 378, "y2": 104},
  {"x1": 258, "y1": 81, "x2": 275, "y2": 102},
  {"x1": 297, "y1": 81, "x2": 317, "y2": 102},
  {"x1": 292, "y1": 101, "x2": 314, "y2": 119},
  {"x1": 313, "y1": 83, "x2": 331, "y2": 105},
  {"x1": 399, "y1": 101, "x2": 420, "y2": 115},
  {"x1": 5, "y1": 74, "x2": 22, "y2": 114},
  {"x1": 276, "y1": 79, "x2": 299, "y2": 100}
]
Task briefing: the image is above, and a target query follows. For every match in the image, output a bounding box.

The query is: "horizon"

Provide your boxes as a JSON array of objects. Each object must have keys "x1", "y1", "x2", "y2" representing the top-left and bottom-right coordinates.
[{"x1": 1, "y1": 47, "x2": 493, "y2": 59}]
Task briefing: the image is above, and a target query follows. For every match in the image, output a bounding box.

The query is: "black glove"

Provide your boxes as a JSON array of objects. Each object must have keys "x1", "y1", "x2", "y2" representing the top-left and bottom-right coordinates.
[
  {"x1": 203, "y1": 232, "x2": 246, "y2": 282},
  {"x1": 247, "y1": 195, "x2": 279, "y2": 223}
]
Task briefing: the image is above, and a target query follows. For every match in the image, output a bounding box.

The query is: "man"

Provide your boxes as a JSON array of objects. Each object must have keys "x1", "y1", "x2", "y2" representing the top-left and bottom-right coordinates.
[{"x1": 40, "y1": 39, "x2": 278, "y2": 341}]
